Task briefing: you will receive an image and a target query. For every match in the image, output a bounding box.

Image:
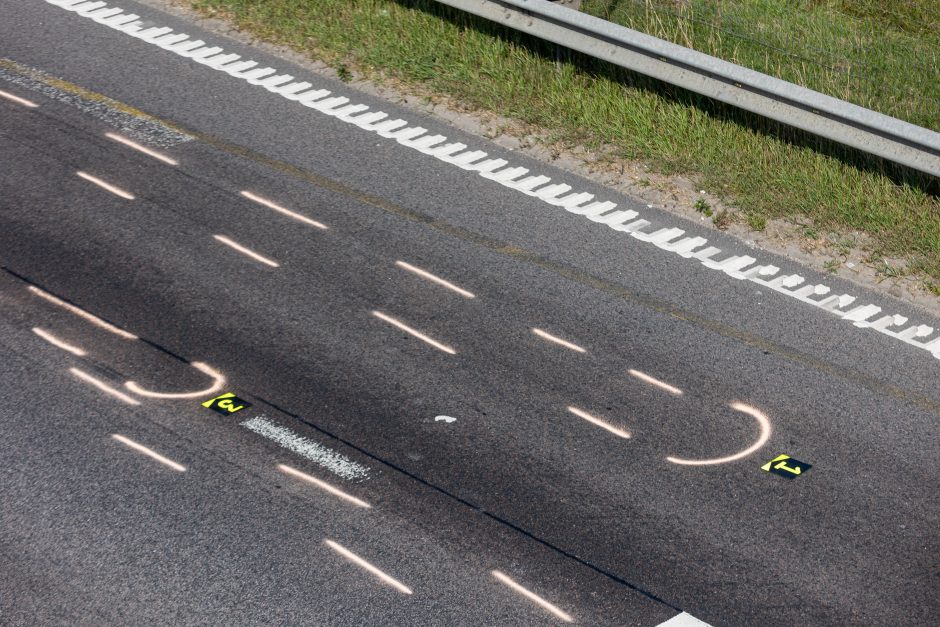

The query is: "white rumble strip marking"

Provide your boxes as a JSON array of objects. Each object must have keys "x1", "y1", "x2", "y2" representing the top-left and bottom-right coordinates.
[
  {"x1": 46, "y1": 0, "x2": 940, "y2": 362},
  {"x1": 240, "y1": 415, "x2": 370, "y2": 481}
]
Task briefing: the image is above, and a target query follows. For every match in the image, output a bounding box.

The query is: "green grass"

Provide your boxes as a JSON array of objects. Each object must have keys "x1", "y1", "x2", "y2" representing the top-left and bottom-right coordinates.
[
  {"x1": 589, "y1": 0, "x2": 940, "y2": 131},
  {"x1": 189, "y1": 0, "x2": 940, "y2": 289}
]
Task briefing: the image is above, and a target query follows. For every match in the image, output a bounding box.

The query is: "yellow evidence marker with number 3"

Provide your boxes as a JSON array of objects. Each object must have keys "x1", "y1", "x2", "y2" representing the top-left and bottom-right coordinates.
[
  {"x1": 202, "y1": 392, "x2": 251, "y2": 415},
  {"x1": 761, "y1": 454, "x2": 811, "y2": 479}
]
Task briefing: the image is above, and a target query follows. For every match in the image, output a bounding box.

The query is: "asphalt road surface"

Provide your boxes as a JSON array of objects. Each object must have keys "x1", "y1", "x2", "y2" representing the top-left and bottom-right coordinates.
[{"x1": 1, "y1": 1, "x2": 938, "y2": 625}]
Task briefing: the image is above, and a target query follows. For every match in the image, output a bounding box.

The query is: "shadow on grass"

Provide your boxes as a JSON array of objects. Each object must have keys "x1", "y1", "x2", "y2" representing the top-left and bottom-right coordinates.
[{"x1": 393, "y1": 0, "x2": 939, "y2": 197}]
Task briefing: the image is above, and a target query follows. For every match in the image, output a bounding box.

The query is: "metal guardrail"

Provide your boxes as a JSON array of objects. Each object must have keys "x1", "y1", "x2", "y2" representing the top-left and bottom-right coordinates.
[{"x1": 432, "y1": 0, "x2": 940, "y2": 178}]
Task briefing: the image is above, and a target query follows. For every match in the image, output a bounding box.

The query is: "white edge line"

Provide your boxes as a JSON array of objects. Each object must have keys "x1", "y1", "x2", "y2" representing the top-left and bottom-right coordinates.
[
  {"x1": 70, "y1": 367, "x2": 141, "y2": 405},
  {"x1": 278, "y1": 464, "x2": 371, "y2": 508},
  {"x1": 372, "y1": 310, "x2": 456, "y2": 354},
  {"x1": 628, "y1": 369, "x2": 683, "y2": 396},
  {"x1": 395, "y1": 260, "x2": 476, "y2": 298},
  {"x1": 324, "y1": 540, "x2": 412, "y2": 594},
  {"x1": 28, "y1": 286, "x2": 138, "y2": 339},
  {"x1": 240, "y1": 191, "x2": 328, "y2": 229},
  {"x1": 0, "y1": 88, "x2": 39, "y2": 108},
  {"x1": 213, "y1": 234, "x2": 280, "y2": 267},
  {"x1": 105, "y1": 132, "x2": 178, "y2": 165},
  {"x1": 76, "y1": 171, "x2": 135, "y2": 200},
  {"x1": 567, "y1": 406, "x2": 631, "y2": 439},
  {"x1": 532, "y1": 328, "x2": 586, "y2": 353},
  {"x1": 491, "y1": 570, "x2": 573, "y2": 623},
  {"x1": 111, "y1": 434, "x2": 186, "y2": 471},
  {"x1": 32, "y1": 327, "x2": 87, "y2": 356}
]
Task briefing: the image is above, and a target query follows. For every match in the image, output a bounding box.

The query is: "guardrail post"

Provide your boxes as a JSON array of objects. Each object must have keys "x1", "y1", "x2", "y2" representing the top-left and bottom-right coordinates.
[{"x1": 547, "y1": 0, "x2": 580, "y2": 66}]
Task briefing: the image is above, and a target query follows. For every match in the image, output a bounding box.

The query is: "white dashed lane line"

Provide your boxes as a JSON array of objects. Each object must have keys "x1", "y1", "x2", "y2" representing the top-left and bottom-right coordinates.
[
  {"x1": 395, "y1": 260, "x2": 476, "y2": 299},
  {"x1": 29, "y1": 285, "x2": 138, "y2": 339},
  {"x1": 372, "y1": 310, "x2": 457, "y2": 355},
  {"x1": 111, "y1": 433, "x2": 186, "y2": 472},
  {"x1": 0, "y1": 87, "x2": 38, "y2": 108},
  {"x1": 628, "y1": 369, "x2": 684, "y2": 396},
  {"x1": 213, "y1": 234, "x2": 280, "y2": 268},
  {"x1": 324, "y1": 539, "x2": 413, "y2": 595},
  {"x1": 76, "y1": 170, "x2": 135, "y2": 199},
  {"x1": 44, "y1": 0, "x2": 940, "y2": 362},
  {"x1": 491, "y1": 570, "x2": 574, "y2": 623},
  {"x1": 105, "y1": 132, "x2": 178, "y2": 165},
  {"x1": 240, "y1": 190, "x2": 328, "y2": 229},
  {"x1": 32, "y1": 326, "x2": 87, "y2": 356},
  {"x1": 279, "y1": 464, "x2": 371, "y2": 509},
  {"x1": 532, "y1": 327, "x2": 587, "y2": 353},
  {"x1": 70, "y1": 367, "x2": 140, "y2": 405},
  {"x1": 567, "y1": 406, "x2": 631, "y2": 440}
]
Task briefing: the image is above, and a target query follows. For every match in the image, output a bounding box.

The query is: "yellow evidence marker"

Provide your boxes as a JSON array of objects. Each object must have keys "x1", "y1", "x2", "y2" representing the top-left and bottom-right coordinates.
[
  {"x1": 761, "y1": 454, "x2": 811, "y2": 479},
  {"x1": 202, "y1": 392, "x2": 251, "y2": 415}
]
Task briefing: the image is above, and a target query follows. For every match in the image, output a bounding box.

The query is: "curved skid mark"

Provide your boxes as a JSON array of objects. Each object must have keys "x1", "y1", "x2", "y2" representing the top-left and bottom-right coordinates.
[
  {"x1": 666, "y1": 402, "x2": 771, "y2": 466},
  {"x1": 125, "y1": 362, "x2": 225, "y2": 399}
]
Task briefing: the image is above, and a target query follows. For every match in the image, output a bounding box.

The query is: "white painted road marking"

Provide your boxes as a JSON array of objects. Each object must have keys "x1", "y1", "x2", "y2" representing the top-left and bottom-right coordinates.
[
  {"x1": 666, "y1": 402, "x2": 771, "y2": 466},
  {"x1": 395, "y1": 260, "x2": 476, "y2": 299},
  {"x1": 324, "y1": 539, "x2": 413, "y2": 594},
  {"x1": 628, "y1": 369, "x2": 684, "y2": 396},
  {"x1": 491, "y1": 570, "x2": 573, "y2": 623},
  {"x1": 435, "y1": 415, "x2": 457, "y2": 423},
  {"x1": 76, "y1": 170, "x2": 135, "y2": 199},
  {"x1": 32, "y1": 327, "x2": 87, "y2": 356},
  {"x1": 111, "y1": 433, "x2": 186, "y2": 471},
  {"x1": 70, "y1": 367, "x2": 140, "y2": 405},
  {"x1": 656, "y1": 611, "x2": 713, "y2": 626},
  {"x1": 105, "y1": 132, "x2": 178, "y2": 165},
  {"x1": 125, "y1": 361, "x2": 225, "y2": 399},
  {"x1": 372, "y1": 310, "x2": 457, "y2": 354},
  {"x1": 278, "y1": 464, "x2": 371, "y2": 508},
  {"x1": 240, "y1": 190, "x2": 328, "y2": 229},
  {"x1": 0, "y1": 88, "x2": 38, "y2": 108},
  {"x1": 532, "y1": 328, "x2": 586, "y2": 353},
  {"x1": 213, "y1": 234, "x2": 280, "y2": 267},
  {"x1": 240, "y1": 416, "x2": 370, "y2": 481},
  {"x1": 43, "y1": 0, "x2": 940, "y2": 362},
  {"x1": 567, "y1": 406, "x2": 631, "y2": 439},
  {"x1": 29, "y1": 285, "x2": 138, "y2": 339}
]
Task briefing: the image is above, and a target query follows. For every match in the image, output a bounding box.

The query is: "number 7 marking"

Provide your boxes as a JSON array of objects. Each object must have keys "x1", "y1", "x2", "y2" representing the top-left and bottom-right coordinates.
[{"x1": 773, "y1": 460, "x2": 802, "y2": 475}]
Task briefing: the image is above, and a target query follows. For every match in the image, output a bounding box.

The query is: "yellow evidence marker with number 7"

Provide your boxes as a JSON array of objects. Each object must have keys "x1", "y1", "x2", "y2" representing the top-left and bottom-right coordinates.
[
  {"x1": 761, "y1": 454, "x2": 811, "y2": 479},
  {"x1": 202, "y1": 392, "x2": 251, "y2": 415}
]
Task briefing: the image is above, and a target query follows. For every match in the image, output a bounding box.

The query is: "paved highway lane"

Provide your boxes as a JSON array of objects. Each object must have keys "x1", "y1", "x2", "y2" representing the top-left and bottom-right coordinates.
[
  {"x1": 1, "y1": 271, "x2": 670, "y2": 625},
  {"x1": 1, "y1": 1, "x2": 938, "y2": 625}
]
